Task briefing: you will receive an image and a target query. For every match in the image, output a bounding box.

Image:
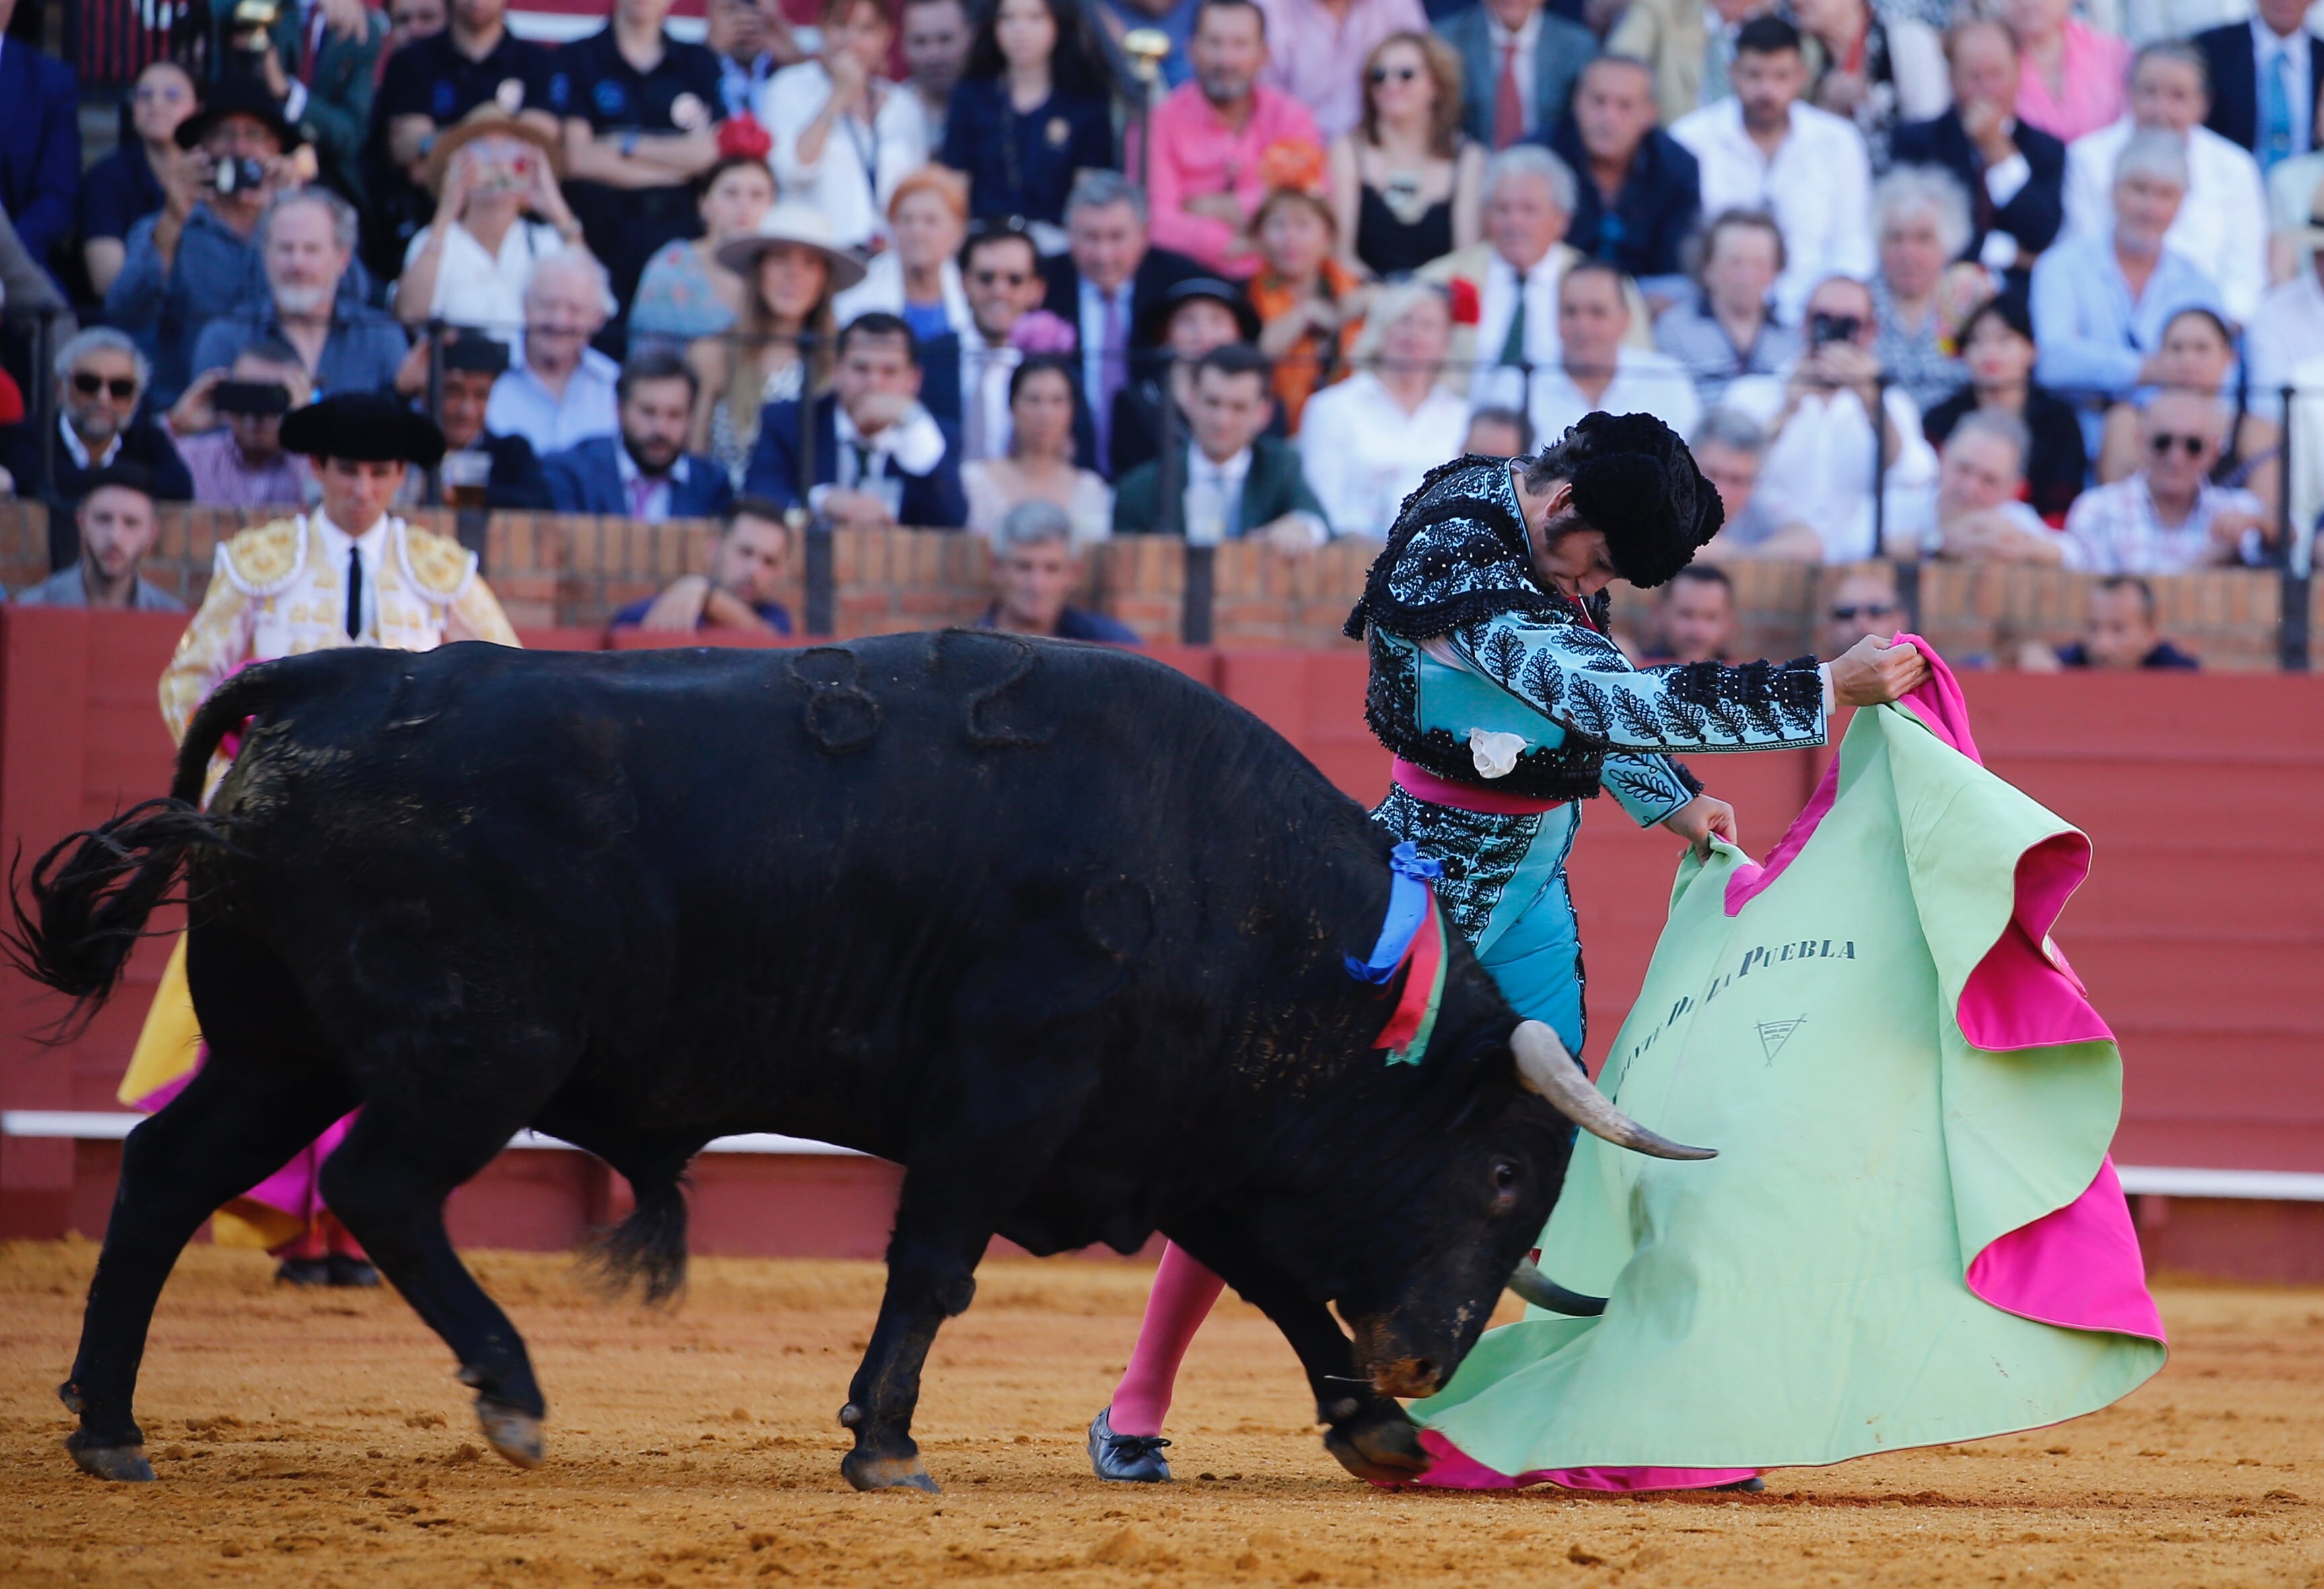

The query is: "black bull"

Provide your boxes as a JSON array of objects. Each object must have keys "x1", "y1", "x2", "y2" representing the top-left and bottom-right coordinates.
[{"x1": 13, "y1": 632, "x2": 1697, "y2": 1492}]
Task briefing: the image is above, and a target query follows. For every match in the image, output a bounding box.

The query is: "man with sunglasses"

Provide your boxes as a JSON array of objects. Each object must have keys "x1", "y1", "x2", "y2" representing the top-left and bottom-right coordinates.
[
  {"x1": 0, "y1": 330, "x2": 195, "y2": 518},
  {"x1": 922, "y1": 221, "x2": 1099, "y2": 464},
  {"x1": 2062, "y1": 387, "x2": 2272, "y2": 573}
]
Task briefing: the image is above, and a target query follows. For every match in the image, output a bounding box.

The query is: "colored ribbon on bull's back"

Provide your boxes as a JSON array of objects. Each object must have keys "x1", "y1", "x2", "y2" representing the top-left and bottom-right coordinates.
[{"x1": 1346, "y1": 841, "x2": 1449, "y2": 1065}]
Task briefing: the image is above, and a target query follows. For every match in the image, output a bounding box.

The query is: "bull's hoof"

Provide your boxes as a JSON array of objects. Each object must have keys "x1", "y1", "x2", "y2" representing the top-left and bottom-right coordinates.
[
  {"x1": 65, "y1": 1432, "x2": 154, "y2": 1483},
  {"x1": 1323, "y1": 1405, "x2": 1428, "y2": 1483},
  {"x1": 841, "y1": 1450, "x2": 940, "y2": 1493},
  {"x1": 475, "y1": 1398, "x2": 544, "y2": 1469}
]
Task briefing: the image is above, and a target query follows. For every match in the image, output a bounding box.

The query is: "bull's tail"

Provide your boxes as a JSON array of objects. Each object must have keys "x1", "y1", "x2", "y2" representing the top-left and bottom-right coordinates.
[
  {"x1": 583, "y1": 1168, "x2": 691, "y2": 1306},
  {"x1": 3, "y1": 668, "x2": 278, "y2": 1035}
]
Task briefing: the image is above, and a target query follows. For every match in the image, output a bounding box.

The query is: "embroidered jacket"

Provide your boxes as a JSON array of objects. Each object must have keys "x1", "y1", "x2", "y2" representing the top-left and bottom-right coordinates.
[
  {"x1": 160, "y1": 511, "x2": 519, "y2": 743},
  {"x1": 1347, "y1": 455, "x2": 1828, "y2": 810}
]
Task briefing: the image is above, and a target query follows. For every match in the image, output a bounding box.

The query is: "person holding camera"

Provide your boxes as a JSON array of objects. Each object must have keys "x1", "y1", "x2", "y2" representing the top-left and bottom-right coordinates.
[
  {"x1": 394, "y1": 105, "x2": 587, "y2": 345},
  {"x1": 165, "y1": 341, "x2": 316, "y2": 508},
  {"x1": 1717, "y1": 271, "x2": 1937, "y2": 562},
  {"x1": 213, "y1": 0, "x2": 388, "y2": 203},
  {"x1": 104, "y1": 80, "x2": 318, "y2": 409}
]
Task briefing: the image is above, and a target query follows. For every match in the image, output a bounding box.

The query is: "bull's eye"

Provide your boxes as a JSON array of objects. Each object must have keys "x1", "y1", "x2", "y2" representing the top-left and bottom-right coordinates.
[{"x1": 1491, "y1": 1161, "x2": 1519, "y2": 1192}]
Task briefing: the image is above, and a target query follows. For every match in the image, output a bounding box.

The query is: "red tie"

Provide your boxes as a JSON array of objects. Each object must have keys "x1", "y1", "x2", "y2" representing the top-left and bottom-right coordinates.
[{"x1": 1493, "y1": 39, "x2": 1524, "y2": 149}]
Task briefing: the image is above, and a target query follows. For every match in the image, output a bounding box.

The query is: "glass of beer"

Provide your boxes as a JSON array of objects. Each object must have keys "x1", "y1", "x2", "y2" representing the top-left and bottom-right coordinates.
[{"x1": 442, "y1": 449, "x2": 492, "y2": 508}]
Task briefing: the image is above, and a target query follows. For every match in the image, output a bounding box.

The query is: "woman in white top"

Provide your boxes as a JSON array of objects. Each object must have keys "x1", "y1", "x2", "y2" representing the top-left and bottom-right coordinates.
[
  {"x1": 690, "y1": 203, "x2": 868, "y2": 491},
  {"x1": 831, "y1": 166, "x2": 976, "y2": 341},
  {"x1": 1296, "y1": 280, "x2": 1471, "y2": 540},
  {"x1": 396, "y1": 106, "x2": 588, "y2": 345},
  {"x1": 964, "y1": 355, "x2": 1113, "y2": 541},
  {"x1": 761, "y1": 0, "x2": 930, "y2": 250}
]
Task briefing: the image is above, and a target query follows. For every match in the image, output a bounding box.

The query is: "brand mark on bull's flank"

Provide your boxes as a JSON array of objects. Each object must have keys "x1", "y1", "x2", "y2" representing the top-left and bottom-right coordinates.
[{"x1": 1757, "y1": 1016, "x2": 1807, "y2": 1064}]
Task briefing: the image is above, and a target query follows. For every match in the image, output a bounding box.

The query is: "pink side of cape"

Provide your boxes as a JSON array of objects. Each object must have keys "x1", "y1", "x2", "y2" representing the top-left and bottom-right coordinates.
[
  {"x1": 1723, "y1": 638, "x2": 2162, "y2": 1345},
  {"x1": 1399, "y1": 1431, "x2": 1755, "y2": 1492}
]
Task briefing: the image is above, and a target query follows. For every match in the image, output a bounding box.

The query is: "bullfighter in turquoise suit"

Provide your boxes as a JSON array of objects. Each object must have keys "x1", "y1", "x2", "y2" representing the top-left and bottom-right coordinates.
[{"x1": 1088, "y1": 412, "x2": 1930, "y2": 1485}]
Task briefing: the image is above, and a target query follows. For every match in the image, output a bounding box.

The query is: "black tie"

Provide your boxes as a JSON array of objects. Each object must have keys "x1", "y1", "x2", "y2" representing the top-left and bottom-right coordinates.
[{"x1": 345, "y1": 546, "x2": 362, "y2": 639}]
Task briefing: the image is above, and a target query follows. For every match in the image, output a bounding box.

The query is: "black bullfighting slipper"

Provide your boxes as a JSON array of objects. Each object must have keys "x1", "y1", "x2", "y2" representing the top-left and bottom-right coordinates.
[
  {"x1": 275, "y1": 1257, "x2": 330, "y2": 1286},
  {"x1": 1088, "y1": 1407, "x2": 1172, "y2": 1483},
  {"x1": 326, "y1": 1256, "x2": 381, "y2": 1288}
]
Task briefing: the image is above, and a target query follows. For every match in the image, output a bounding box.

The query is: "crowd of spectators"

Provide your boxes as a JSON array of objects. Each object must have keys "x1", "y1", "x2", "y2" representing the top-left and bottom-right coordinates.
[{"x1": 3, "y1": 0, "x2": 2319, "y2": 666}]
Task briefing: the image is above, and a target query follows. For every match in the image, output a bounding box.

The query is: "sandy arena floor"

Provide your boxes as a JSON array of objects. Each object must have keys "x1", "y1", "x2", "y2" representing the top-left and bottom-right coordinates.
[{"x1": 2, "y1": 1240, "x2": 2319, "y2": 1588}]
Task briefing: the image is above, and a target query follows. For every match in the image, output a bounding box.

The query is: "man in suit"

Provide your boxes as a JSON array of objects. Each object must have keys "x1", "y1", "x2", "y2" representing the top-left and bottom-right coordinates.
[
  {"x1": 1541, "y1": 55, "x2": 1702, "y2": 297},
  {"x1": 1041, "y1": 171, "x2": 1207, "y2": 473},
  {"x1": 1890, "y1": 18, "x2": 2064, "y2": 275},
  {"x1": 1438, "y1": 0, "x2": 1598, "y2": 152},
  {"x1": 2195, "y1": 0, "x2": 2324, "y2": 172},
  {"x1": 542, "y1": 349, "x2": 736, "y2": 520},
  {"x1": 921, "y1": 220, "x2": 1098, "y2": 468},
  {"x1": 1113, "y1": 344, "x2": 1329, "y2": 546},
  {"x1": 0, "y1": 0, "x2": 82, "y2": 295},
  {"x1": 744, "y1": 312, "x2": 969, "y2": 529},
  {"x1": 0, "y1": 330, "x2": 195, "y2": 537},
  {"x1": 218, "y1": 0, "x2": 390, "y2": 203}
]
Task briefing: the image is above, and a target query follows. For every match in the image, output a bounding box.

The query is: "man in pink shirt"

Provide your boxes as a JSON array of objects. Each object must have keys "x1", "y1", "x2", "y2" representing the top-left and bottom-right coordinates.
[
  {"x1": 1131, "y1": 0, "x2": 1324, "y2": 278},
  {"x1": 1255, "y1": 0, "x2": 1426, "y2": 143}
]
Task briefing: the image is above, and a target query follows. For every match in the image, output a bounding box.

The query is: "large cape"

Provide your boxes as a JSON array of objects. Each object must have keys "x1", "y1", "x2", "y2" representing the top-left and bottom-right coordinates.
[{"x1": 1411, "y1": 647, "x2": 2168, "y2": 1481}]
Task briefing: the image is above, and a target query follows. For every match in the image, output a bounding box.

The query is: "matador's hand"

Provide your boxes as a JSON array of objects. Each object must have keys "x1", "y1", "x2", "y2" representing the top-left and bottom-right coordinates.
[
  {"x1": 1829, "y1": 634, "x2": 1930, "y2": 706},
  {"x1": 1662, "y1": 793, "x2": 1737, "y2": 857}
]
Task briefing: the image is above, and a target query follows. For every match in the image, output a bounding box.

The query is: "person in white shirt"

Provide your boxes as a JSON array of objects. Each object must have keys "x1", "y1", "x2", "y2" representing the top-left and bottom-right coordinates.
[
  {"x1": 1890, "y1": 408, "x2": 2072, "y2": 561},
  {"x1": 1721, "y1": 272, "x2": 1939, "y2": 562},
  {"x1": 394, "y1": 106, "x2": 590, "y2": 346},
  {"x1": 1526, "y1": 260, "x2": 1702, "y2": 443},
  {"x1": 761, "y1": 0, "x2": 931, "y2": 249},
  {"x1": 1295, "y1": 280, "x2": 1470, "y2": 540},
  {"x1": 1672, "y1": 15, "x2": 1876, "y2": 322},
  {"x1": 2246, "y1": 174, "x2": 2324, "y2": 404},
  {"x1": 948, "y1": 223, "x2": 1051, "y2": 463},
  {"x1": 2062, "y1": 40, "x2": 2269, "y2": 322},
  {"x1": 484, "y1": 250, "x2": 622, "y2": 456},
  {"x1": 1419, "y1": 144, "x2": 1578, "y2": 409}
]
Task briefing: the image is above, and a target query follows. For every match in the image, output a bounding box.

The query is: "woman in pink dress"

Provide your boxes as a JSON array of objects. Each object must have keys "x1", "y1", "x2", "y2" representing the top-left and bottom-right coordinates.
[{"x1": 2008, "y1": 0, "x2": 2131, "y2": 143}]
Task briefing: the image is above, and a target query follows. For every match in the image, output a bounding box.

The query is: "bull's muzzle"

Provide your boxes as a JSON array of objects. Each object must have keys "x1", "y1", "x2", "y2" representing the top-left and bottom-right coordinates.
[
  {"x1": 1349, "y1": 1316, "x2": 1448, "y2": 1399},
  {"x1": 1510, "y1": 1020, "x2": 1716, "y2": 1161}
]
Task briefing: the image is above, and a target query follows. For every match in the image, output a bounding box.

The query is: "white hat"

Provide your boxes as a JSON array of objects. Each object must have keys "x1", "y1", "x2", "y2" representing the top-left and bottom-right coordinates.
[{"x1": 713, "y1": 202, "x2": 870, "y2": 291}]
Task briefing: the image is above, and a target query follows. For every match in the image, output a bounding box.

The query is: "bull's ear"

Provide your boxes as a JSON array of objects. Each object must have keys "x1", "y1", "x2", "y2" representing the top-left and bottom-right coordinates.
[{"x1": 1509, "y1": 1021, "x2": 1715, "y2": 1162}]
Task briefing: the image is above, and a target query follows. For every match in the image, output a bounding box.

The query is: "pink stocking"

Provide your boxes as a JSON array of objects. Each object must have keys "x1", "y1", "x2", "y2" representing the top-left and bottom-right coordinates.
[{"x1": 1108, "y1": 1242, "x2": 1226, "y2": 1437}]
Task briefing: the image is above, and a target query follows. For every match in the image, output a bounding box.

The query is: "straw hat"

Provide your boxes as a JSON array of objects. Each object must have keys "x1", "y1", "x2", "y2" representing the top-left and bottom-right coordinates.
[
  {"x1": 421, "y1": 103, "x2": 563, "y2": 195},
  {"x1": 713, "y1": 202, "x2": 869, "y2": 292}
]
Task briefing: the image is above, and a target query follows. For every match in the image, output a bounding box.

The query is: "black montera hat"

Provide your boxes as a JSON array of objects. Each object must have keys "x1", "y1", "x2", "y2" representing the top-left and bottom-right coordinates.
[
  {"x1": 1555, "y1": 411, "x2": 1723, "y2": 589},
  {"x1": 174, "y1": 77, "x2": 304, "y2": 153},
  {"x1": 439, "y1": 332, "x2": 514, "y2": 376},
  {"x1": 280, "y1": 392, "x2": 447, "y2": 466}
]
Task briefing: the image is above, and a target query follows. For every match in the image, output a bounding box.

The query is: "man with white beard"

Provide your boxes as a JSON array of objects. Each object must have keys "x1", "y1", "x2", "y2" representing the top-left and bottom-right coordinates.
[{"x1": 189, "y1": 189, "x2": 410, "y2": 398}]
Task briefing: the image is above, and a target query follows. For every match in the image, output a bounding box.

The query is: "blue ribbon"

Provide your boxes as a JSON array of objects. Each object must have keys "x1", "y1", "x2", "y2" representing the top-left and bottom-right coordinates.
[{"x1": 1345, "y1": 843, "x2": 1445, "y2": 984}]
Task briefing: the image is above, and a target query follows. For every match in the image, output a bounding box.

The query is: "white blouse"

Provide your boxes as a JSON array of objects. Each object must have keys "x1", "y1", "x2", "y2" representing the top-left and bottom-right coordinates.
[{"x1": 400, "y1": 218, "x2": 566, "y2": 345}]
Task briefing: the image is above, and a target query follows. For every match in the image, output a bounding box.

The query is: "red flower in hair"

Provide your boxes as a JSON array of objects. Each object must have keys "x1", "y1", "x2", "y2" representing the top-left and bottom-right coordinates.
[
  {"x1": 1446, "y1": 277, "x2": 1481, "y2": 327},
  {"x1": 717, "y1": 114, "x2": 773, "y2": 162}
]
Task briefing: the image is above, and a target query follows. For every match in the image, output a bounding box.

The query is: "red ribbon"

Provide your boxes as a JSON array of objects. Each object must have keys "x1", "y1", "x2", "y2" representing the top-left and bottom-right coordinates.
[{"x1": 1374, "y1": 888, "x2": 1444, "y2": 1052}]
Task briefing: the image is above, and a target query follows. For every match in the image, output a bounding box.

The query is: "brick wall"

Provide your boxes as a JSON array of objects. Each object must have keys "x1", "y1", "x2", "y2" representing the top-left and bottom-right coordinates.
[{"x1": 0, "y1": 503, "x2": 2302, "y2": 667}]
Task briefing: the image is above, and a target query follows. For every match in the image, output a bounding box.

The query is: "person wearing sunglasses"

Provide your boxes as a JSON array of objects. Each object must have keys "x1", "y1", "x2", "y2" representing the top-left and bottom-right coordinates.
[
  {"x1": 922, "y1": 222, "x2": 1100, "y2": 466},
  {"x1": 1328, "y1": 30, "x2": 1483, "y2": 281},
  {"x1": 0, "y1": 329, "x2": 195, "y2": 512},
  {"x1": 2063, "y1": 386, "x2": 2272, "y2": 573},
  {"x1": 1820, "y1": 563, "x2": 1904, "y2": 657}
]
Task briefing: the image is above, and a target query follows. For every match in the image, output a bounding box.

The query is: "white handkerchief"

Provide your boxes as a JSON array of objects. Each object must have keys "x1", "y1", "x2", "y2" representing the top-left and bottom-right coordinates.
[{"x1": 1469, "y1": 728, "x2": 1528, "y2": 779}]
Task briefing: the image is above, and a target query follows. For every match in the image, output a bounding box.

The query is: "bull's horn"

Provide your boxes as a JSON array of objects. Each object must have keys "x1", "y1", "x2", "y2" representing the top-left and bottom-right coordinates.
[
  {"x1": 1507, "y1": 1261, "x2": 1607, "y2": 1316},
  {"x1": 1511, "y1": 1020, "x2": 1716, "y2": 1161}
]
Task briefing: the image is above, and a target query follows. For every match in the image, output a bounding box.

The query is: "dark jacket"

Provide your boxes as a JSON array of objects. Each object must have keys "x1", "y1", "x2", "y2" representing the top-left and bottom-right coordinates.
[
  {"x1": 1543, "y1": 117, "x2": 1701, "y2": 279},
  {"x1": 1105, "y1": 376, "x2": 1289, "y2": 481},
  {"x1": 540, "y1": 435, "x2": 737, "y2": 519},
  {"x1": 1041, "y1": 244, "x2": 1210, "y2": 383},
  {"x1": 1921, "y1": 384, "x2": 2088, "y2": 524},
  {"x1": 919, "y1": 332, "x2": 1103, "y2": 472},
  {"x1": 2195, "y1": 21, "x2": 2324, "y2": 155},
  {"x1": 1111, "y1": 435, "x2": 1325, "y2": 536},
  {"x1": 2055, "y1": 638, "x2": 2200, "y2": 670},
  {"x1": 0, "y1": 39, "x2": 80, "y2": 289},
  {"x1": 0, "y1": 415, "x2": 195, "y2": 507},
  {"x1": 1890, "y1": 112, "x2": 2067, "y2": 265},
  {"x1": 742, "y1": 394, "x2": 969, "y2": 528},
  {"x1": 940, "y1": 78, "x2": 1116, "y2": 225},
  {"x1": 477, "y1": 429, "x2": 553, "y2": 509},
  {"x1": 1437, "y1": 1, "x2": 1596, "y2": 149}
]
